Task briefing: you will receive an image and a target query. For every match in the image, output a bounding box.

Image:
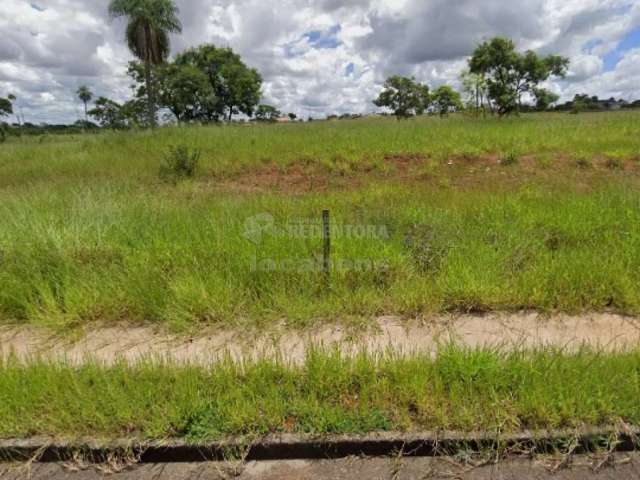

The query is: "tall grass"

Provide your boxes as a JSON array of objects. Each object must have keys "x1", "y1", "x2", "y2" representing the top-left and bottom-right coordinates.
[
  {"x1": 1, "y1": 112, "x2": 639, "y2": 186},
  {"x1": 1, "y1": 347, "x2": 639, "y2": 440},
  {"x1": 1, "y1": 112, "x2": 640, "y2": 329}
]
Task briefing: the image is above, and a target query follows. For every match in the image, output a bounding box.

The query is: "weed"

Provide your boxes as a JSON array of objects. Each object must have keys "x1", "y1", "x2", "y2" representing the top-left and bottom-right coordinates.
[
  {"x1": 159, "y1": 144, "x2": 201, "y2": 181},
  {"x1": 574, "y1": 157, "x2": 593, "y2": 169},
  {"x1": 500, "y1": 151, "x2": 519, "y2": 166},
  {"x1": 606, "y1": 157, "x2": 624, "y2": 170}
]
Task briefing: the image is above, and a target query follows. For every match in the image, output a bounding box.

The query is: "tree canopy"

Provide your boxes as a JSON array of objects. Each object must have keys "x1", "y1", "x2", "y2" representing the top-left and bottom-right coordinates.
[
  {"x1": 89, "y1": 97, "x2": 146, "y2": 129},
  {"x1": 469, "y1": 37, "x2": 568, "y2": 115},
  {"x1": 76, "y1": 86, "x2": 94, "y2": 119},
  {"x1": 0, "y1": 97, "x2": 12, "y2": 118},
  {"x1": 431, "y1": 85, "x2": 463, "y2": 116},
  {"x1": 174, "y1": 44, "x2": 262, "y2": 122},
  {"x1": 373, "y1": 76, "x2": 431, "y2": 118}
]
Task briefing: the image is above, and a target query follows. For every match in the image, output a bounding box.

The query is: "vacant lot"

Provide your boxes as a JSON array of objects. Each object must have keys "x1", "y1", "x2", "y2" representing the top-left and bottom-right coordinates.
[
  {"x1": 2, "y1": 111, "x2": 640, "y2": 449},
  {"x1": 1, "y1": 112, "x2": 639, "y2": 331}
]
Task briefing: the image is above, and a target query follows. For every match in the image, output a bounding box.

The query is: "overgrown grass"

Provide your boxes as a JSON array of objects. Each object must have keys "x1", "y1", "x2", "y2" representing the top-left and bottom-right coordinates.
[
  {"x1": 1, "y1": 347, "x2": 639, "y2": 440},
  {"x1": 1, "y1": 112, "x2": 640, "y2": 330},
  {"x1": 1, "y1": 112, "x2": 639, "y2": 185}
]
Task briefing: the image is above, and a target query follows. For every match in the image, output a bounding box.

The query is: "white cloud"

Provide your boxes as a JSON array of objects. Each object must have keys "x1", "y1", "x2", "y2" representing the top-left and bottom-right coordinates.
[{"x1": 0, "y1": 0, "x2": 639, "y2": 123}]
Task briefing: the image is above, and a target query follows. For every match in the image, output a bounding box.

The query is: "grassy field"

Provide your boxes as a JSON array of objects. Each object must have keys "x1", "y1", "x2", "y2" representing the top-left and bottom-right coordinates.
[
  {"x1": 1, "y1": 112, "x2": 640, "y2": 330},
  {"x1": 1, "y1": 347, "x2": 639, "y2": 440}
]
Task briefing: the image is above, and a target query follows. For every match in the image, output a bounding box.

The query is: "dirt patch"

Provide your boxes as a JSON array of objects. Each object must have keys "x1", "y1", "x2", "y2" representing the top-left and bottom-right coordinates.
[
  {"x1": 216, "y1": 163, "x2": 336, "y2": 194},
  {"x1": 2, "y1": 313, "x2": 640, "y2": 365},
  {"x1": 383, "y1": 153, "x2": 427, "y2": 172},
  {"x1": 209, "y1": 154, "x2": 640, "y2": 195}
]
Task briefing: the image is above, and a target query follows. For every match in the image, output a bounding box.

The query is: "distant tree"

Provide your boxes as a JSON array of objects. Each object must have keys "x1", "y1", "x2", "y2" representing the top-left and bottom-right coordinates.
[
  {"x1": 533, "y1": 88, "x2": 559, "y2": 111},
  {"x1": 175, "y1": 44, "x2": 262, "y2": 122},
  {"x1": 459, "y1": 70, "x2": 490, "y2": 115},
  {"x1": 255, "y1": 104, "x2": 281, "y2": 122},
  {"x1": 108, "y1": 0, "x2": 182, "y2": 127},
  {"x1": 76, "y1": 86, "x2": 94, "y2": 120},
  {"x1": 373, "y1": 76, "x2": 431, "y2": 119},
  {"x1": 6, "y1": 93, "x2": 21, "y2": 126},
  {"x1": 89, "y1": 97, "x2": 127, "y2": 129},
  {"x1": 469, "y1": 37, "x2": 569, "y2": 116},
  {"x1": 0, "y1": 96, "x2": 13, "y2": 142},
  {"x1": 0, "y1": 97, "x2": 12, "y2": 119},
  {"x1": 128, "y1": 61, "x2": 212, "y2": 123},
  {"x1": 431, "y1": 85, "x2": 463, "y2": 117},
  {"x1": 288, "y1": 112, "x2": 297, "y2": 121}
]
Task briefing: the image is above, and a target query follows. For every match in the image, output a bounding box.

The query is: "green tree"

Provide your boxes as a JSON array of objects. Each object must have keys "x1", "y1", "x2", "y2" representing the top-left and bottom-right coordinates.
[
  {"x1": 255, "y1": 104, "x2": 281, "y2": 122},
  {"x1": 128, "y1": 61, "x2": 213, "y2": 123},
  {"x1": 108, "y1": 0, "x2": 182, "y2": 127},
  {"x1": 0, "y1": 96, "x2": 13, "y2": 143},
  {"x1": 0, "y1": 97, "x2": 12, "y2": 119},
  {"x1": 288, "y1": 112, "x2": 297, "y2": 121},
  {"x1": 175, "y1": 44, "x2": 262, "y2": 122},
  {"x1": 76, "y1": 86, "x2": 94, "y2": 120},
  {"x1": 533, "y1": 88, "x2": 559, "y2": 111},
  {"x1": 459, "y1": 70, "x2": 490, "y2": 115},
  {"x1": 89, "y1": 97, "x2": 127, "y2": 129},
  {"x1": 469, "y1": 37, "x2": 568, "y2": 116},
  {"x1": 431, "y1": 85, "x2": 463, "y2": 117},
  {"x1": 373, "y1": 76, "x2": 430, "y2": 119}
]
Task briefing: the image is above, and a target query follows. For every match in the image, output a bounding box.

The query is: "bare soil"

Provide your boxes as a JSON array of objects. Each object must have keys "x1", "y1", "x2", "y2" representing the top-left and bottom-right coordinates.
[
  {"x1": 2, "y1": 313, "x2": 640, "y2": 365},
  {"x1": 209, "y1": 155, "x2": 640, "y2": 195}
]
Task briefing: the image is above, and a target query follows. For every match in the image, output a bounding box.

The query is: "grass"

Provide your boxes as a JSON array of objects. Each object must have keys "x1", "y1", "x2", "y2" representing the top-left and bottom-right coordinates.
[
  {"x1": 1, "y1": 347, "x2": 639, "y2": 441},
  {"x1": 1, "y1": 112, "x2": 640, "y2": 330}
]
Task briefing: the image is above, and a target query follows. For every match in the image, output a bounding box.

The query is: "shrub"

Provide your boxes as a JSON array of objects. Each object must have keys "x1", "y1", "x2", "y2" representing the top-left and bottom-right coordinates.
[
  {"x1": 500, "y1": 151, "x2": 519, "y2": 166},
  {"x1": 605, "y1": 157, "x2": 623, "y2": 170},
  {"x1": 160, "y1": 145, "x2": 201, "y2": 181},
  {"x1": 574, "y1": 157, "x2": 592, "y2": 169}
]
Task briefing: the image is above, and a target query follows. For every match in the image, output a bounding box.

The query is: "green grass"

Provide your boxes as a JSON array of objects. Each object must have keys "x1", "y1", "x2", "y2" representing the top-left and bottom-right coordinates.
[
  {"x1": 1, "y1": 112, "x2": 640, "y2": 330},
  {"x1": 1, "y1": 347, "x2": 639, "y2": 440}
]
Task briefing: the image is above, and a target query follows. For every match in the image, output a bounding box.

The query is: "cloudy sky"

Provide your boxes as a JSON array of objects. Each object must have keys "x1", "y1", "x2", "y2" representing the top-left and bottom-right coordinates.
[{"x1": 1, "y1": 0, "x2": 639, "y2": 123}]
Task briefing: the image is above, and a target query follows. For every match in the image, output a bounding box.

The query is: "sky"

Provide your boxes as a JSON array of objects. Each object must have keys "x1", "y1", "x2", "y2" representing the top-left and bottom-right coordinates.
[{"x1": 1, "y1": 0, "x2": 639, "y2": 124}]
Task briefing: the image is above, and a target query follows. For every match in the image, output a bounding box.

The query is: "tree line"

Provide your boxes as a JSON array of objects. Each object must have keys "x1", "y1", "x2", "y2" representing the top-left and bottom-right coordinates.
[{"x1": 2, "y1": 0, "x2": 640, "y2": 135}]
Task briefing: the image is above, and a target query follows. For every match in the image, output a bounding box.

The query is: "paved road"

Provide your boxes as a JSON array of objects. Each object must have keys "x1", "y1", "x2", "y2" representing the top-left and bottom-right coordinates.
[{"x1": 2, "y1": 454, "x2": 640, "y2": 479}]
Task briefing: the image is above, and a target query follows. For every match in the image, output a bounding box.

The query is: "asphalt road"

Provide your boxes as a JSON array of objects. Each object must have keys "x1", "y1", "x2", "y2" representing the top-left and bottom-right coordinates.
[{"x1": 2, "y1": 454, "x2": 640, "y2": 479}]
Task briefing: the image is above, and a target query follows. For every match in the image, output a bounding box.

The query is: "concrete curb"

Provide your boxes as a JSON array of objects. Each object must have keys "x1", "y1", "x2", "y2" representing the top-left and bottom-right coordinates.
[{"x1": 1, "y1": 427, "x2": 638, "y2": 463}]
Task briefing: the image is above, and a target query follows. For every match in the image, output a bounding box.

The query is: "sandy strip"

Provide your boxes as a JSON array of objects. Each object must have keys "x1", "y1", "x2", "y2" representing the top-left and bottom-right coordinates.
[{"x1": 2, "y1": 313, "x2": 640, "y2": 365}]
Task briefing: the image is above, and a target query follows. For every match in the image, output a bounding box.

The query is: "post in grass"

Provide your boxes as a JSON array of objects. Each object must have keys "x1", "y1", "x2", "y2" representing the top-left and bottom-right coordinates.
[{"x1": 322, "y1": 210, "x2": 331, "y2": 289}]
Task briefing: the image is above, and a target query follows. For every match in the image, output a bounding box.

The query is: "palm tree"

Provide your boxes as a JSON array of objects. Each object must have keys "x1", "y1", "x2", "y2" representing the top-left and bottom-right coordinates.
[
  {"x1": 108, "y1": 0, "x2": 182, "y2": 127},
  {"x1": 76, "y1": 86, "x2": 93, "y2": 121}
]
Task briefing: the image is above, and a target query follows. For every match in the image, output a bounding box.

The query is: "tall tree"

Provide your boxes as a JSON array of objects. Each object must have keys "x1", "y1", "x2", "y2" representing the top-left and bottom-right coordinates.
[
  {"x1": 533, "y1": 88, "x2": 559, "y2": 111},
  {"x1": 89, "y1": 97, "x2": 127, "y2": 129},
  {"x1": 431, "y1": 85, "x2": 463, "y2": 117},
  {"x1": 174, "y1": 44, "x2": 262, "y2": 122},
  {"x1": 128, "y1": 61, "x2": 214, "y2": 123},
  {"x1": 0, "y1": 96, "x2": 13, "y2": 143},
  {"x1": 459, "y1": 70, "x2": 490, "y2": 115},
  {"x1": 76, "y1": 86, "x2": 94, "y2": 120},
  {"x1": 373, "y1": 76, "x2": 431, "y2": 119},
  {"x1": 108, "y1": 0, "x2": 182, "y2": 127},
  {"x1": 469, "y1": 37, "x2": 568, "y2": 116},
  {"x1": 6, "y1": 94, "x2": 20, "y2": 125}
]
